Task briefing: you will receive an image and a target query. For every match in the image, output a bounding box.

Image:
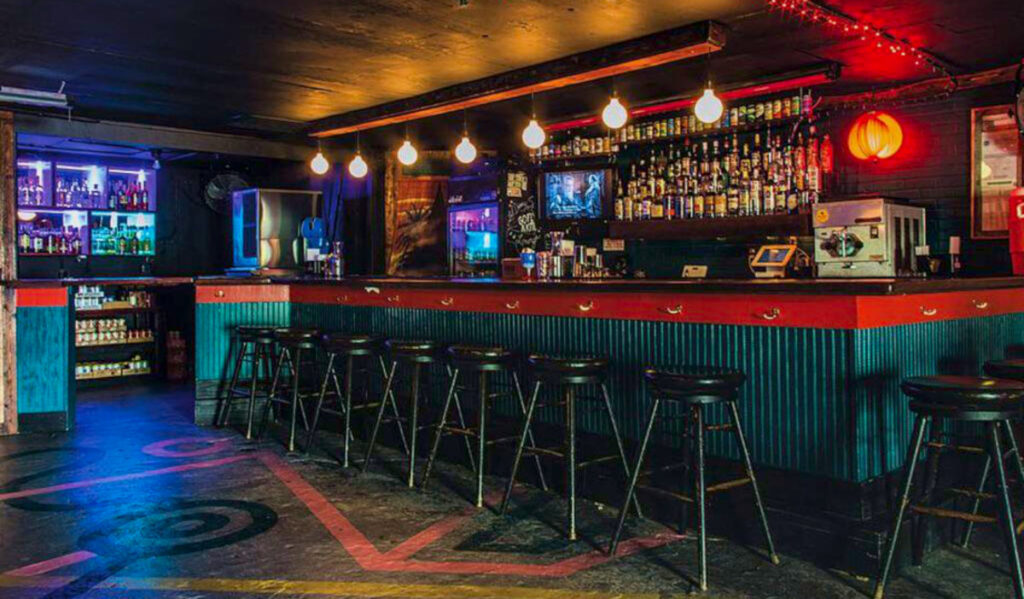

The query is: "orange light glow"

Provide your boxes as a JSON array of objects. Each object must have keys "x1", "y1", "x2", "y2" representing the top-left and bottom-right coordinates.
[{"x1": 848, "y1": 111, "x2": 903, "y2": 161}]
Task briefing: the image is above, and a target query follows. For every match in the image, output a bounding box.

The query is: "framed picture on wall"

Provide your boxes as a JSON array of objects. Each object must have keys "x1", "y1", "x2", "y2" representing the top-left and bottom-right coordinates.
[{"x1": 971, "y1": 105, "x2": 1022, "y2": 239}]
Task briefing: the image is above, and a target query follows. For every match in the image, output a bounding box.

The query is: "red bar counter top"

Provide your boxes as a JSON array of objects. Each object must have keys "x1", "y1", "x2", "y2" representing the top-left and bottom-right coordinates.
[{"x1": 192, "y1": 276, "x2": 1024, "y2": 330}]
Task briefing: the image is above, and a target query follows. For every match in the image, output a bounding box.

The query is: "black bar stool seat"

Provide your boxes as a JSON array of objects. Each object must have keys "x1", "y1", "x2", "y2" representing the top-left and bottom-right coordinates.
[
  {"x1": 387, "y1": 340, "x2": 439, "y2": 362},
  {"x1": 611, "y1": 366, "x2": 778, "y2": 592},
  {"x1": 421, "y1": 345, "x2": 547, "y2": 507},
  {"x1": 985, "y1": 359, "x2": 1024, "y2": 382},
  {"x1": 321, "y1": 332, "x2": 385, "y2": 356},
  {"x1": 875, "y1": 375, "x2": 1024, "y2": 599},
  {"x1": 274, "y1": 327, "x2": 320, "y2": 350},
  {"x1": 527, "y1": 354, "x2": 608, "y2": 384},
  {"x1": 644, "y1": 366, "x2": 745, "y2": 403}
]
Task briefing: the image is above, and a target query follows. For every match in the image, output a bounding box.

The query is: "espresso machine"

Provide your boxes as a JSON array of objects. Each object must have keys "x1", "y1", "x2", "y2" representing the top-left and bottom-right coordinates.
[{"x1": 813, "y1": 197, "x2": 927, "y2": 278}]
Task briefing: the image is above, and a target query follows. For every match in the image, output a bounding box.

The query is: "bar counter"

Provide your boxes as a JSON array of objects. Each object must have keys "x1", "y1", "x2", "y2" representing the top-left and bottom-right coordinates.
[{"x1": 193, "y1": 276, "x2": 1024, "y2": 484}]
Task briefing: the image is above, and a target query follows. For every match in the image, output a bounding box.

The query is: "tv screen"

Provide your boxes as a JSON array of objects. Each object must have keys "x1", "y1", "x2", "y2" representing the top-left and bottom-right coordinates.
[{"x1": 543, "y1": 170, "x2": 608, "y2": 220}]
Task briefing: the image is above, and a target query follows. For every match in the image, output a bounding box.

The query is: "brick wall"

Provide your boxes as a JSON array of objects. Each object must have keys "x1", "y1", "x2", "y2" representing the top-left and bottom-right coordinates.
[{"x1": 829, "y1": 82, "x2": 1018, "y2": 275}]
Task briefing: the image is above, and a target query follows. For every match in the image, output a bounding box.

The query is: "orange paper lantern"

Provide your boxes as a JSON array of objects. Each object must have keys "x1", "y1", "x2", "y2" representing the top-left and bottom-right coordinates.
[{"x1": 848, "y1": 111, "x2": 903, "y2": 160}]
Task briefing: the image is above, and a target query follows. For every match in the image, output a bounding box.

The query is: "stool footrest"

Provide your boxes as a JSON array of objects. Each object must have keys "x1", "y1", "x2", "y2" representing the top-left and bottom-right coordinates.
[
  {"x1": 636, "y1": 484, "x2": 694, "y2": 504},
  {"x1": 946, "y1": 487, "x2": 995, "y2": 501},
  {"x1": 910, "y1": 504, "x2": 996, "y2": 524},
  {"x1": 576, "y1": 454, "x2": 620, "y2": 468},
  {"x1": 706, "y1": 477, "x2": 752, "y2": 494},
  {"x1": 927, "y1": 441, "x2": 984, "y2": 455},
  {"x1": 705, "y1": 423, "x2": 736, "y2": 433},
  {"x1": 637, "y1": 461, "x2": 690, "y2": 480}
]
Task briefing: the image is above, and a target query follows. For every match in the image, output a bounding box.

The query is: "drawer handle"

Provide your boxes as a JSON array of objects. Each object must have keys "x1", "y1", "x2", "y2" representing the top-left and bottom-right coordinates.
[
  {"x1": 336, "y1": 295, "x2": 348, "y2": 303},
  {"x1": 972, "y1": 300, "x2": 989, "y2": 310},
  {"x1": 440, "y1": 297, "x2": 454, "y2": 307},
  {"x1": 505, "y1": 300, "x2": 520, "y2": 310},
  {"x1": 578, "y1": 301, "x2": 595, "y2": 313},
  {"x1": 760, "y1": 307, "x2": 780, "y2": 321},
  {"x1": 387, "y1": 295, "x2": 400, "y2": 303},
  {"x1": 214, "y1": 290, "x2": 225, "y2": 298},
  {"x1": 364, "y1": 286, "x2": 381, "y2": 294},
  {"x1": 920, "y1": 306, "x2": 938, "y2": 316},
  {"x1": 661, "y1": 305, "x2": 684, "y2": 315}
]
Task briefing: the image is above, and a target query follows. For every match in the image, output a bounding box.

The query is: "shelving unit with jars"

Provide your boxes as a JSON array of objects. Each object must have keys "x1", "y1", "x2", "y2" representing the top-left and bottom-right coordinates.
[
  {"x1": 73, "y1": 286, "x2": 162, "y2": 386},
  {"x1": 15, "y1": 159, "x2": 157, "y2": 258}
]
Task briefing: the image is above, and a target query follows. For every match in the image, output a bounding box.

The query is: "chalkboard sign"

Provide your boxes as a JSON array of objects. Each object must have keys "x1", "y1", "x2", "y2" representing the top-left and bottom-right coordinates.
[{"x1": 504, "y1": 170, "x2": 541, "y2": 253}]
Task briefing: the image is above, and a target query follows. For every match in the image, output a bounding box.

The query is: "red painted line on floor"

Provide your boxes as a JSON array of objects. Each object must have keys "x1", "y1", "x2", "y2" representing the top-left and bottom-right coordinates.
[
  {"x1": 258, "y1": 452, "x2": 686, "y2": 577},
  {"x1": 4, "y1": 551, "x2": 98, "y2": 577},
  {"x1": 0, "y1": 455, "x2": 250, "y2": 501},
  {"x1": 142, "y1": 437, "x2": 232, "y2": 458},
  {"x1": 256, "y1": 452, "x2": 384, "y2": 568}
]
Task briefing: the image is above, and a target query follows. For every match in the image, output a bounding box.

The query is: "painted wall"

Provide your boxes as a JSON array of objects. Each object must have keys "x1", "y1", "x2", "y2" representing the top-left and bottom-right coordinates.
[{"x1": 15, "y1": 288, "x2": 72, "y2": 430}]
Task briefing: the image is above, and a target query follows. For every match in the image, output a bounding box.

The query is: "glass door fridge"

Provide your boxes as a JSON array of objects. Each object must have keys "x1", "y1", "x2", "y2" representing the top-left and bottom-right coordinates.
[{"x1": 449, "y1": 202, "x2": 499, "y2": 277}]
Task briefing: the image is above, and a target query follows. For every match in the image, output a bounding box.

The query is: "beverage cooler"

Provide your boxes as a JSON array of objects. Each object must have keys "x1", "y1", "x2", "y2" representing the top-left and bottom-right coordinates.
[{"x1": 448, "y1": 168, "x2": 501, "y2": 277}]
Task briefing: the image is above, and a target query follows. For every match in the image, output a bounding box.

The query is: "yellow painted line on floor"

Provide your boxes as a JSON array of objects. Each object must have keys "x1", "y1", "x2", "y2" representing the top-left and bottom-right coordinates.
[{"x1": 0, "y1": 574, "x2": 677, "y2": 599}]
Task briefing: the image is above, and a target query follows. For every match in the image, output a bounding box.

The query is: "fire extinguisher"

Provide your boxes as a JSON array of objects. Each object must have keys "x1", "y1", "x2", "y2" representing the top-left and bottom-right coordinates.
[{"x1": 1009, "y1": 187, "x2": 1024, "y2": 275}]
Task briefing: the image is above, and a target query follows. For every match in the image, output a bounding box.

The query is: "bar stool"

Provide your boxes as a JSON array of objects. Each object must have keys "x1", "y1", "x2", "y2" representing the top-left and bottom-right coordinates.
[
  {"x1": 217, "y1": 325, "x2": 276, "y2": 438},
  {"x1": 363, "y1": 339, "x2": 439, "y2": 487},
  {"x1": 874, "y1": 375, "x2": 1024, "y2": 599},
  {"x1": 955, "y1": 360, "x2": 1024, "y2": 550},
  {"x1": 609, "y1": 367, "x2": 778, "y2": 592},
  {"x1": 260, "y1": 328, "x2": 320, "y2": 452},
  {"x1": 305, "y1": 332, "x2": 409, "y2": 467},
  {"x1": 421, "y1": 345, "x2": 548, "y2": 507},
  {"x1": 500, "y1": 354, "x2": 639, "y2": 541}
]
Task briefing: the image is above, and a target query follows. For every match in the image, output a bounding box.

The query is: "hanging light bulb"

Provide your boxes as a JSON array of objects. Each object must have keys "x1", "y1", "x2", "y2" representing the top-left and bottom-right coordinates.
[
  {"x1": 694, "y1": 86, "x2": 724, "y2": 124},
  {"x1": 455, "y1": 135, "x2": 477, "y2": 164},
  {"x1": 310, "y1": 144, "x2": 330, "y2": 175},
  {"x1": 348, "y1": 153, "x2": 368, "y2": 178},
  {"x1": 397, "y1": 139, "x2": 418, "y2": 166},
  {"x1": 601, "y1": 95, "x2": 628, "y2": 129},
  {"x1": 522, "y1": 119, "x2": 546, "y2": 149}
]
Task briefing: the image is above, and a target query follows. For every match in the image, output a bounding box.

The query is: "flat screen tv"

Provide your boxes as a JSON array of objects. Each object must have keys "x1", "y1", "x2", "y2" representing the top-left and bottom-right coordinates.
[{"x1": 541, "y1": 169, "x2": 611, "y2": 220}]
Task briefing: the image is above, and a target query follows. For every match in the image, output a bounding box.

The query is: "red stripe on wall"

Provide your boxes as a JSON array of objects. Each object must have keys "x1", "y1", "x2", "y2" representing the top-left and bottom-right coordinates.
[
  {"x1": 195, "y1": 285, "x2": 289, "y2": 304},
  {"x1": 15, "y1": 288, "x2": 67, "y2": 308}
]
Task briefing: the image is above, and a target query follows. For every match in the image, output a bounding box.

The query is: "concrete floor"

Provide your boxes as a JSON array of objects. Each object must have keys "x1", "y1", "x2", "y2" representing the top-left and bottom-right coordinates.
[{"x1": 0, "y1": 384, "x2": 1019, "y2": 598}]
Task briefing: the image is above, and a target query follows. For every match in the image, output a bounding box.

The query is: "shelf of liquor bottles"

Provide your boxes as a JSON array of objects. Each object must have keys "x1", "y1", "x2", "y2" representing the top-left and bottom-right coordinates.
[
  {"x1": 16, "y1": 157, "x2": 157, "y2": 258},
  {"x1": 608, "y1": 211, "x2": 811, "y2": 240}
]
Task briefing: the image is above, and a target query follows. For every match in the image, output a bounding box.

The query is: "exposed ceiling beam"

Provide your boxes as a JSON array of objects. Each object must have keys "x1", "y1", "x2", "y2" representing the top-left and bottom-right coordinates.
[
  {"x1": 310, "y1": 20, "x2": 727, "y2": 139},
  {"x1": 12, "y1": 113, "x2": 312, "y2": 161}
]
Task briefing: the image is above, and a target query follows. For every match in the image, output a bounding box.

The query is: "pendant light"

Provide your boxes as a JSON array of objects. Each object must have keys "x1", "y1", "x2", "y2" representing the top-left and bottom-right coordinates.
[
  {"x1": 694, "y1": 48, "x2": 724, "y2": 124},
  {"x1": 397, "y1": 125, "x2": 418, "y2": 166},
  {"x1": 454, "y1": 110, "x2": 477, "y2": 164},
  {"x1": 348, "y1": 132, "x2": 368, "y2": 178},
  {"x1": 601, "y1": 93, "x2": 628, "y2": 130},
  {"x1": 521, "y1": 93, "x2": 546, "y2": 149},
  {"x1": 310, "y1": 141, "x2": 330, "y2": 175}
]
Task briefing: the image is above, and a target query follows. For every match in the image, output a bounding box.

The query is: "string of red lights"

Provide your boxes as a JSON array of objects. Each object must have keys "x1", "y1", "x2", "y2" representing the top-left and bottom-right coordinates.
[{"x1": 765, "y1": 0, "x2": 954, "y2": 78}]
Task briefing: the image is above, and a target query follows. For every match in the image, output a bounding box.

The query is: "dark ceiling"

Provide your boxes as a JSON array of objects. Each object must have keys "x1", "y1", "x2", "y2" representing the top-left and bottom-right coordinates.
[{"x1": 0, "y1": 0, "x2": 1021, "y2": 150}]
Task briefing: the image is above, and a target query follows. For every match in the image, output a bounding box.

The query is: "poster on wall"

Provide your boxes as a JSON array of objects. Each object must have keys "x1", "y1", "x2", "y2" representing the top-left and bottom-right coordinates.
[
  {"x1": 384, "y1": 153, "x2": 449, "y2": 276},
  {"x1": 971, "y1": 105, "x2": 1022, "y2": 239},
  {"x1": 504, "y1": 170, "x2": 541, "y2": 253}
]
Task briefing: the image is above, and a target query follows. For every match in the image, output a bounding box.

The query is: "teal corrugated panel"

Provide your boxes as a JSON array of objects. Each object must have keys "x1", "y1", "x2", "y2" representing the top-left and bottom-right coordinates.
[{"x1": 16, "y1": 305, "x2": 70, "y2": 414}]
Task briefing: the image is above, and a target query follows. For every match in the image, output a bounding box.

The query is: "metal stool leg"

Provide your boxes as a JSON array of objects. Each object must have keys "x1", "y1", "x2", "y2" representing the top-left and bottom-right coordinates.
[
  {"x1": 1003, "y1": 420, "x2": 1024, "y2": 491},
  {"x1": 244, "y1": 343, "x2": 264, "y2": 439},
  {"x1": 341, "y1": 355, "x2": 355, "y2": 467},
  {"x1": 379, "y1": 356, "x2": 410, "y2": 455},
  {"x1": 476, "y1": 371, "x2": 488, "y2": 508},
  {"x1": 610, "y1": 398, "x2": 660, "y2": 554},
  {"x1": 448, "y1": 365, "x2": 477, "y2": 472},
  {"x1": 512, "y1": 371, "x2": 548, "y2": 492},
  {"x1": 693, "y1": 404, "x2": 708, "y2": 592},
  {"x1": 362, "y1": 360, "x2": 397, "y2": 473},
  {"x1": 304, "y1": 352, "x2": 336, "y2": 454},
  {"x1": 407, "y1": 363, "x2": 422, "y2": 488},
  {"x1": 258, "y1": 346, "x2": 289, "y2": 439},
  {"x1": 991, "y1": 421, "x2": 1024, "y2": 599},
  {"x1": 218, "y1": 337, "x2": 247, "y2": 427},
  {"x1": 727, "y1": 401, "x2": 779, "y2": 565},
  {"x1": 873, "y1": 415, "x2": 929, "y2": 599},
  {"x1": 287, "y1": 347, "x2": 304, "y2": 452},
  {"x1": 566, "y1": 385, "x2": 578, "y2": 541},
  {"x1": 600, "y1": 383, "x2": 643, "y2": 518},
  {"x1": 421, "y1": 367, "x2": 460, "y2": 490},
  {"x1": 960, "y1": 452, "x2": 992, "y2": 548},
  {"x1": 501, "y1": 380, "x2": 542, "y2": 514},
  {"x1": 912, "y1": 419, "x2": 942, "y2": 566}
]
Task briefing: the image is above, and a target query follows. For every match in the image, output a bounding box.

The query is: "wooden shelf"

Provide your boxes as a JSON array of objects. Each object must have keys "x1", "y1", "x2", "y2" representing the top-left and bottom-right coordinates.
[
  {"x1": 608, "y1": 212, "x2": 812, "y2": 240},
  {"x1": 75, "y1": 368, "x2": 152, "y2": 382},
  {"x1": 76, "y1": 339, "x2": 155, "y2": 349},
  {"x1": 76, "y1": 307, "x2": 157, "y2": 317}
]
